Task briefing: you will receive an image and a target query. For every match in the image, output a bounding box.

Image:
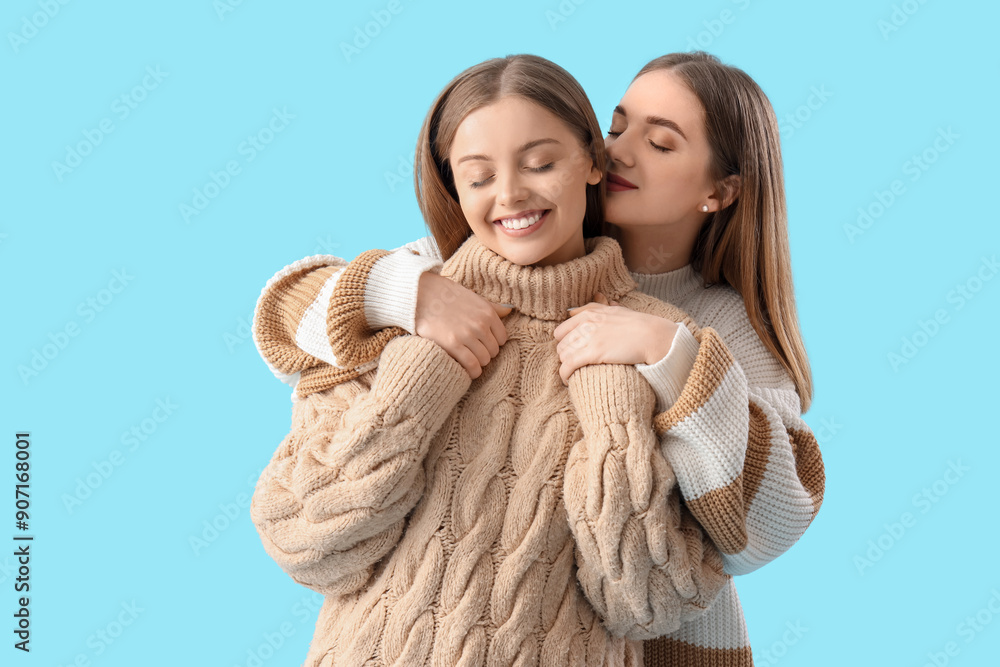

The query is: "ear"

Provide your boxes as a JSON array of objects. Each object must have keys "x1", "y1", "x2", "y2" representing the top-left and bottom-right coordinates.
[
  {"x1": 587, "y1": 162, "x2": 603, "y2": 186},
  {"x1": 704, "y1": 174, "x2": 741, "y2": 212}
]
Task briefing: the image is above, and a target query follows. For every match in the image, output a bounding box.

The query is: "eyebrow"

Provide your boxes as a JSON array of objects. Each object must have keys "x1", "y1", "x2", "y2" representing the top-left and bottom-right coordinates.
[
  {"x1": 455, "y1": 138, "x2": 561, "y2": 165},
  {"x1": 613, "y1": 105, "x2": 687, "y2": 141}
]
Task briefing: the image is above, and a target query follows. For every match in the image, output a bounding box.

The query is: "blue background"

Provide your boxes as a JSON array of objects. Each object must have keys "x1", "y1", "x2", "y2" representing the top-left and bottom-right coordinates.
[{"x1": 3, "y1": 0, "x2": 998, "y2": 665}]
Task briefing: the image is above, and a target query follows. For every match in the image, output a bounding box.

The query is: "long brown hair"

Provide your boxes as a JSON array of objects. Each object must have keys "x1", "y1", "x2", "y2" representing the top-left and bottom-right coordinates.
[
  {"x1": 413, "y1": 54, "x2": 606, "y2": 260},
  {"x1": 633, "y1": 52, "x2": 814, "y2": 411}
]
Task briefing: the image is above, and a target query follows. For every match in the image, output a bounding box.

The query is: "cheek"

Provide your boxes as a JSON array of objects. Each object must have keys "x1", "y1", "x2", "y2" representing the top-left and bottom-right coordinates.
[
  {"x1": 652, "y1": 160, "x2": 701, "y2": 199},
  {"x1": 551, "y1": 168, "x2": 592, "y2": 204},
  {"x1": 456, "y1": 191, "x2": 484, "y2": 226}
]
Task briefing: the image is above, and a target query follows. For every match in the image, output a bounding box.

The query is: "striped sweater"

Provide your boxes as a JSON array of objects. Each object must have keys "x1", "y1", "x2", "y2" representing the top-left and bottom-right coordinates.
[
  {"x1": 251, "y1": 235, "x2": 729, "y2": 666},
  {"x1": 251, "y1": 234, "x2": 825, "y2": 666}
]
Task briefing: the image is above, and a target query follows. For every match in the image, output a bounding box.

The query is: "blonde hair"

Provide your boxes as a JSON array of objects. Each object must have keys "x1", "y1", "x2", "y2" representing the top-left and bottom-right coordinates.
[
  {"x1": 414, "y1": 54, "x2": 606, "y2": 261},
  {"x1": 634, "y1": 52, "x2": 814, "y2": 411}
]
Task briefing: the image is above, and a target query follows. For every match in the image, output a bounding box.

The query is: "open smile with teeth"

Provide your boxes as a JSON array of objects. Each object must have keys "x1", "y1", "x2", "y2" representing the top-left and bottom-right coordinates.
[{"x1": 495, "y1": 210, "x2": 546, "y2": 230}]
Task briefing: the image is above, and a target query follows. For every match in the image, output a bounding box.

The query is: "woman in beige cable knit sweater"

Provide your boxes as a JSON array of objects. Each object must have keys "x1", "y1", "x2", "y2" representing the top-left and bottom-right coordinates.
[{"x1": 250, "y1": 55, "x2": 728, "y2": 666}]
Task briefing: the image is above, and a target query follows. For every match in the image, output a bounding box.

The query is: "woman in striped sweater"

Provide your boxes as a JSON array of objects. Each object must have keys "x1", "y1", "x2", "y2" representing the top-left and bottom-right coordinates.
[{"x1": 252, "y1": 52, "x2": 825, "y2": 665}]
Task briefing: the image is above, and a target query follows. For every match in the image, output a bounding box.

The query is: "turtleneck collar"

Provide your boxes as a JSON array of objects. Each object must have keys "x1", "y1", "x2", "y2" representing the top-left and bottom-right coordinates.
[
  {"x1": 440, "y1": 235, "x2": 637, "y2": 322},
  {"x1": 628, "y1": 263, "x2": 704, "y2": 304}
]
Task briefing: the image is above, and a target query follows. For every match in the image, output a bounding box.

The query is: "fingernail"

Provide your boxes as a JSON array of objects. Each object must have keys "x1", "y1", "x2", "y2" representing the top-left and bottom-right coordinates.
[{"x1": 499, "y1": 304, "x2": 515, "y2": 308}]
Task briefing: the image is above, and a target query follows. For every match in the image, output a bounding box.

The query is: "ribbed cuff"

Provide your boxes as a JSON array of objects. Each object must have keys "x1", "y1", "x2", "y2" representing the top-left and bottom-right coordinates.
[
  {"x1": 365, "y1": 250, "x2": 443, "y2": 333},
  {"x1": 373, "y1": 335, "x2": 471, "y2": 425},
  {"x1": 567, "y1": 363, "x2": 656, "y2": 425},
  {"x1": 635, "y1": 324, "x2": 699, "y2": 413}
]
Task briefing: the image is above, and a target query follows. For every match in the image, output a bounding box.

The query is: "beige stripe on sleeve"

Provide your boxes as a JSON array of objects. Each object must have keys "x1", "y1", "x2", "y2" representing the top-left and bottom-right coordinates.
[
  {"x1": 254, "y1": 265, "x2": 343, "y2": 377},
  {"x1": 789, "y1": 427, "x2": 825, "y2": 517},
  {"x1": 328, "y1": 248, "x2": 409, "y2": 368},
  {"x1": 643, "y1": 637, "x2": 753, "y2": 667},
  {"x1": 652, "y1": 328, "x2": 735, "y2": 435},
  {"x1": 683, "y1": 401, "x2": 773, "y2": 555}
]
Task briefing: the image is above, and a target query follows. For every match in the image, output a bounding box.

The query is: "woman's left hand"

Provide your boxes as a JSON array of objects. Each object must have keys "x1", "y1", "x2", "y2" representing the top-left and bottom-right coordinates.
[{"x1": 553, "y1": 293, "x2": 679, "y2": 385}]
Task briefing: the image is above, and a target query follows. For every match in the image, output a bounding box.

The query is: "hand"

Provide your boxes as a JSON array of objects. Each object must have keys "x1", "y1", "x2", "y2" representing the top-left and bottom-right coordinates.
[
  {"x1": 414, "y1": 272, "x2": 513, "y2": 380},
  {"x1": 553, "y1": 292, "x2": 679, "y2": 385}
]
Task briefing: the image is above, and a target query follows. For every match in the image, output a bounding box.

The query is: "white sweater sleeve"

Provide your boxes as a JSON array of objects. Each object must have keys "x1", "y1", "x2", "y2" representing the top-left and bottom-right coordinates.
[
  {"x1": 649, "y1": 298, "x2": 825, "y2": 577},
  {"x1": 634, "y1": 324, "x2": 700, "y2": 412},
  {"x1": 364, "y1": 236, "x2": 444, "y2": 332},
  {"x1": 251, "y1": 235, "x2": 444, "y2": 391}
]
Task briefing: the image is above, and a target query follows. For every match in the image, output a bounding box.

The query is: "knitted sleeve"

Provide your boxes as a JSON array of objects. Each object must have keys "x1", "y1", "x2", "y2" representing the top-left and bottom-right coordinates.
[
  {"x1": 250, "y1": 334, "x2": 470, "y2": 597},
  {"x1": 650, "y1": 319, "x2": 826, "y2": 576},
  {"x1": 563, "y1": 361, "x2": 729, "y2": 640},
  {"x1": 614, "y1": 289, "x2": 826, "y2": 577},
  {"x1": 251, "y1": 236, "x2": 443, "y2": 397}
]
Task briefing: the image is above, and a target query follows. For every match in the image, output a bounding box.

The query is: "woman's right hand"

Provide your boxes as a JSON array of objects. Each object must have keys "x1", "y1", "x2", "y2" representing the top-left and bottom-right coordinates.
[{"x1": 414, "y1": 272, "x2": 512, "y2": 379}]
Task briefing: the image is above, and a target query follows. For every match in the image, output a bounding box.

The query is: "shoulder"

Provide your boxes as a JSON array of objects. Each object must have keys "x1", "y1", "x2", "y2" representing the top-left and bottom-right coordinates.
[
  {"x1": 398, "y1": 235, "x2": 442, "y2": 262},
  {"x1": 681, "y1": 283, "x2": 793, "y2": 391},
  {"x1": 618, "y1": 289, "x2": 696, "y2": 330}
]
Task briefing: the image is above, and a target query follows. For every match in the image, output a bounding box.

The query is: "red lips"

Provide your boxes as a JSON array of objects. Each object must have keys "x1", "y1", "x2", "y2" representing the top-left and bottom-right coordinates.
[{"x1": 606, "y1": 172, "x2": 638, "y2": 191}]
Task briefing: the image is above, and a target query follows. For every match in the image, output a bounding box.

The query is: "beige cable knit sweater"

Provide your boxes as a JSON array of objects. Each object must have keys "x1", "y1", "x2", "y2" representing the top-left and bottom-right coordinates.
[
  {"x1": 251, "y1": 235, "x2": 730, "y2": 666},
  {"x1": 252, "y1": 232, "x2": 827, "y2": 666}
]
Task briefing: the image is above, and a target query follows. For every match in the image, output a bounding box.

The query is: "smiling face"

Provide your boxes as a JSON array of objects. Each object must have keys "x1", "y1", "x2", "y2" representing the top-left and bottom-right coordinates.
[
  {"x1": 604, "y1": 69, "x2": 721, "y2": 230},
  {"x1": 447, "y1": 96, "x2": 602, "y2": 267}
]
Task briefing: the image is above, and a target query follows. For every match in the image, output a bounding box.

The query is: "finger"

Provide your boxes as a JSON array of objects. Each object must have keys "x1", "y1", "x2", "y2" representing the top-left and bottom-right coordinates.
[
  {"x1": 492, "y1": 302, "x2": 514, "y2": 318},
  {"x1": 481, "y1": 329, "x2": 500, "y2": 359},
  {"x1": 488, "y1": 310, "x2": 509, "y2": 348},
  {"x1": 554, "y1": 309, "x2": 591, "y2": 341},
  {"x1": 559, "y1": 358, "x2": 579, "y2": 385},
  {"x1": 451, "y1": 347, "x2": 483, "y2": 379},
  {"x1": 566, "y1": 302, "x2": 602, "y2": 316},
  {"x1": 593, "y1": 292, "x2": 609, "y2": 305},
  {"x1": 467, "y1": 338, "x2": 492, "y2": 369}
]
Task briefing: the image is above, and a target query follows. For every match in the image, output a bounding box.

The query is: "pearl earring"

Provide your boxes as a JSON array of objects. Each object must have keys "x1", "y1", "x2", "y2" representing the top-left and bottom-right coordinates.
[{"x1": 701, "y1": 205, "x2": 709, "y2": 212}]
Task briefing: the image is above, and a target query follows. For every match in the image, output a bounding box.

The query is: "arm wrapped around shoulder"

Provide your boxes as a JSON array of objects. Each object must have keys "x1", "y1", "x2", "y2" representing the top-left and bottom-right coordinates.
[
  {"x1": 250, "y1": 335, "x2": 470, "y2": 597},
  {"x1": 564, "y1": 362, "x2": 728, "y2": 639}
]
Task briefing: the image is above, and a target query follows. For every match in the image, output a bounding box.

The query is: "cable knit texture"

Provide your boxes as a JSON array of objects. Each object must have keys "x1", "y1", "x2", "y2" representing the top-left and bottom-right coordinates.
[
  {"x1": 251, "y1": 234, "x2": 829, "y2": 666},
  {"x1": 251, "y1": 235, "x2": 729, "y2": 667}
]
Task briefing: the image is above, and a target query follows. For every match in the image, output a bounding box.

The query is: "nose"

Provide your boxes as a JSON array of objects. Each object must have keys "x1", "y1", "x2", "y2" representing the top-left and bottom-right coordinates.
[
  {"x1": 605, "y1": 131, "x2": 634, "y2": 168},
  {"x1": 496, "y1": 168, "x2": 529, "y2": 207}
]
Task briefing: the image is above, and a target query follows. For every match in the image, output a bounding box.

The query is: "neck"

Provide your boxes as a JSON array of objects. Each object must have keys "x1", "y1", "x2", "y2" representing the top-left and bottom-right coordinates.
[{"x1": 611, "y1": 222, "x2": 697, "y2": 274}]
